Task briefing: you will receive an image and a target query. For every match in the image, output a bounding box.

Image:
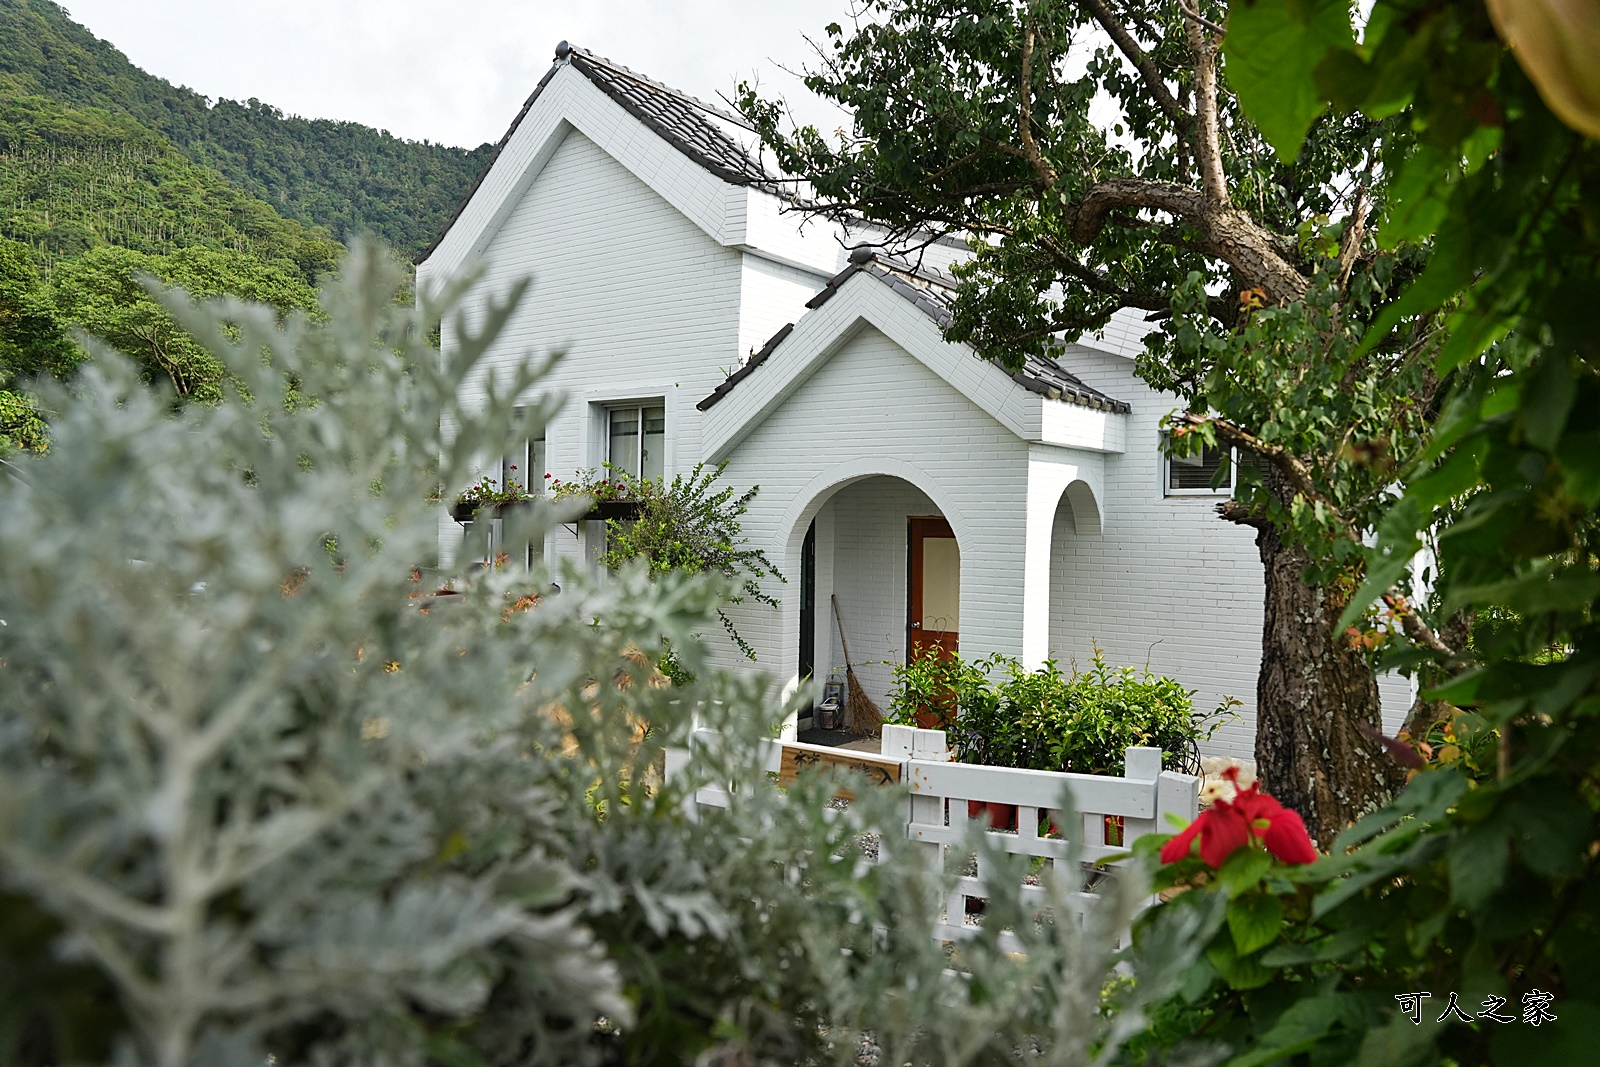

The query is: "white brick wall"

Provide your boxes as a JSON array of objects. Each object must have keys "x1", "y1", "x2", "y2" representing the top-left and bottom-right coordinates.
[
  {"x1": 442, "y1": 127, "x2": 743, "y2": 570},
  {"x1": 1074, "y1": 306, "x2": 1159, "y2": 360},
  {"x1": 736, "y1": 255, "x2": 828, "y2": 366},
  {"x1": 423, "y1": 68, "x2": 748, "y2": 282}
]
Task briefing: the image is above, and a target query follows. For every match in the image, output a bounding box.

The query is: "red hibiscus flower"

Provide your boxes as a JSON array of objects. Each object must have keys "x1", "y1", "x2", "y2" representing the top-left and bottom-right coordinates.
[{"x1": 1160, "y1": 768, "x2": 1317, "y2": 867}]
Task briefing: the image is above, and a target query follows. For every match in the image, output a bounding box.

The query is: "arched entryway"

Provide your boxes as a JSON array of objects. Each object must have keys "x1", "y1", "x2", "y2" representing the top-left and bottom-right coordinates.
[
  {"x1": 777, "y1": 463, "x2": 972, "y2": 736},
  {"x1": 1045, "y1": 476, "x2": 1105, "y2": 667}
]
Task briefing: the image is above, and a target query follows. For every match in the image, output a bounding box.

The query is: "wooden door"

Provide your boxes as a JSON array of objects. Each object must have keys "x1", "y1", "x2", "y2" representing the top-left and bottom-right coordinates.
[{"x1": 909, "y1": 516, "x2": 959, "y2": 660}]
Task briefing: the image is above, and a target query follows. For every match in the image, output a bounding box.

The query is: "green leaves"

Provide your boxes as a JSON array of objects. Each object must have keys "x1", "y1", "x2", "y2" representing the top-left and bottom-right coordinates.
[
  {"x1": 1227, "y1": 891, "x2": 1284, "y2": 956},
  {"x1": 1223, "y1": 0, "x2": 1356, "y2": 161},
  {"x1": 1379, "y1": 144, "x2": 1453, "y2": 248},
  {"x1": 1206, "y1": 935, "x2": 1275, "y2": 989},
  {"x1": 597, "y1": 461, "x2": 781, "y2": 662},
  {"x1": 44, "y1": 244, "x2": 320, "y2": 405},
  {"x1": 1447, "y1": 822, "x2": 1511, "y2": 910},
  {"x1": 1219, "y1": 845, "x2": 1274, "y2": 897},
  {"x1": 0, "y1": 389, "x2": 46, "y2": 455},
  {"x1": 1226, "y1": 992, "x2": 1377, "y2": 1067}
]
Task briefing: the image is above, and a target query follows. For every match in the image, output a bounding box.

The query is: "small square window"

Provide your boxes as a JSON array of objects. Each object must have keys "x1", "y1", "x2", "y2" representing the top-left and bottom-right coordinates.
[{"x1": 1166, "y1": 443, "x2": 1233, "y2": 495}]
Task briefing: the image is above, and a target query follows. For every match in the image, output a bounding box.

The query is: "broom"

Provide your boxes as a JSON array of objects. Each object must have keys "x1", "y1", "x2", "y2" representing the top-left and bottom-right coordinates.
[{"x1": 831, "y1": 594, "x2": 883, "y2": 736}]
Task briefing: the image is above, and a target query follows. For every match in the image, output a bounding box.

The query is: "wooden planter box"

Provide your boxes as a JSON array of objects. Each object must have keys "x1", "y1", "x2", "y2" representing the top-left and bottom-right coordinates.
[
  {"x1": 450, "y1": 499, "x2": 534, "y2": 523},
  {"x1": 452, "y1": 498, "x2": 643, "y2": 524},
  {"x1": 582, "y1": 499, "x2": 643, "y2": 521}
]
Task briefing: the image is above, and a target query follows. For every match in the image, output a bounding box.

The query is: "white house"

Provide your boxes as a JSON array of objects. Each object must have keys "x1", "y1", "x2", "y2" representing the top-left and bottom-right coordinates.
[{"x1": 416, "y1": 43, "x2": 1410, "y2": 758}]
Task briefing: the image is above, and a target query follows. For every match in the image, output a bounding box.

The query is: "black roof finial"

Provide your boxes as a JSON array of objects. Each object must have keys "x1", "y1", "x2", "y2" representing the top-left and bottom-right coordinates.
[{"x1": 555, "y1": 41, "x2": 572, "y2": 60}]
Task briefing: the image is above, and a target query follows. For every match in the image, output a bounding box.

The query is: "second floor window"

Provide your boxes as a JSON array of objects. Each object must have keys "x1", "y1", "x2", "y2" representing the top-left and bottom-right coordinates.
[
  {"x1": 504, "y1": 430, "x2": 547, "y2": 494},
  {"x1": 608, "y1": 404, "x2": 664, "y2": 480}
]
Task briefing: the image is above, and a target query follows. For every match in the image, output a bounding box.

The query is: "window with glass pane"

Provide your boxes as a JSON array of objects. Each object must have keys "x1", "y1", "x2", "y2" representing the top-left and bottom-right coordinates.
[
  {"x1": 642, "y1": 405, "x2": 664, "y2": 480},
  {"x1": 608, "y1": 408, "x2": 640, "y2": 477},
  {"x1": 528, "y1": 433, "x2": 546, "y2": 491},
  {"x1": 608, "y1": 404, "x2": 664, "y2": 480},
  {"x1": 1168, "y1": 444, "x2": 1231, "y2": 493},
  {"x1": 503, "y1": 431, "x2": 546, "y2": 495}
]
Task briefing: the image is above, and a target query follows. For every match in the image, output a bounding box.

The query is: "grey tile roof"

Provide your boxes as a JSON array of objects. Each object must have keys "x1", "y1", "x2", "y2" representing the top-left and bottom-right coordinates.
[
  {"x1": 701, "y1": 253, "x2": 1132, "y2": 414},
  {"x1": 418, "y1": 42, "x2": 784, "y2": 264},
  {"x1": 696, "y1": 323, "x2": 793, "y2": 412},
  {"x1": 420, "y1": 47, "x2": 1131, "y2": 422},
  {"x1": 567, "y1": 48, "x2": 774, "y2": 188}
]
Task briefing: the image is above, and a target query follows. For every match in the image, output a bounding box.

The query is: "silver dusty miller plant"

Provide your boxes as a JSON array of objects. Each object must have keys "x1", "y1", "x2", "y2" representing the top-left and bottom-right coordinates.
[
  {"x1": 0, "y1": 241, "x2": 1211, "y2": 1067},
  {"x1": 0, "y1": 241, "x2": 641, "y2": 1065}
]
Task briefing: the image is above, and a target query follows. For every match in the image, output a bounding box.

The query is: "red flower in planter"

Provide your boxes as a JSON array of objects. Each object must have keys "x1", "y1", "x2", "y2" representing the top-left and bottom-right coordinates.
[{"x1": 1160, "y1": 768, "x2": 1317, "y2": 867}]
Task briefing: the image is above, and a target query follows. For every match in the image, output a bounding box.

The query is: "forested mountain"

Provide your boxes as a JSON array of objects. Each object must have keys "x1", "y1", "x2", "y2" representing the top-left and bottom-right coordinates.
[
  {"x1": 0, "y1": 85, "x2": 341, "y2": 277},
  {"x1": 0, "y1": 0, "x2": 500, "y2": 451},
  {"x1": 0, "y1": 0, "x2": 493, "y2": 256}
]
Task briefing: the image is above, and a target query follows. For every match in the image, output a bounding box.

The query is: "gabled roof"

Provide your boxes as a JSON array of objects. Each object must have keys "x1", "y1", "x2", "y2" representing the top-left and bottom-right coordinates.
[
  {"x1": 698, "y1": 252, "x2": 1132, "y2": 415},
  {"x1": 417, "y1": 41, "x2": 781, "y2": 264},
  {"x1": 567, "y1": 47, "x2": 773, "y2": 187}
]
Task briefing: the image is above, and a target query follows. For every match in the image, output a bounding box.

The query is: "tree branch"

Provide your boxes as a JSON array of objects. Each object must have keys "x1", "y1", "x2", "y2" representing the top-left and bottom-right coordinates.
[
  {"x1": 1177, "y1": 0, "x2": 1226, "y2": 38},
  {"x1": 1217, "y1": 498, "x2": 1268, "y2": 528},
  {"x1": 1076, "y1": 0, "x2": 1189, "y2": 127},
  {"x1": 1183, "y1": 7, "x2": 1230, "y2": 209},
  {"x1": 1337, "y1": 180, "x2": 1371, "y2": 288},
  {"x1": 1384, "y1": 591, "x2": 1462, "y2": 662},
  {"x1": 1030, "y1": 232, "x2": 1173, "y2": 311},
  {"x1": 1068, "y1": 178, "x2": 1207, "y2": 243},
  {"x1": 1018, "y1": 16, "x2": 1060, "y2": 188},
  {"x1": 1062, "y1": 178, "x2": 1309, "y2": 305},
  {"x1": 1176, "y1": 412, "x2": 1324, "y2": 510}
]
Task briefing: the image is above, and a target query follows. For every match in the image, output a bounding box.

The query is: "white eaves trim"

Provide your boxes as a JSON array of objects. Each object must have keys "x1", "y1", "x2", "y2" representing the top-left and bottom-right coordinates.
[
  {"x1": 418, "y1": 64, "x2": 839, "y2": 287},
  {"x1": 700, "y1": 270, "x2": 1128, "y2": 463}
]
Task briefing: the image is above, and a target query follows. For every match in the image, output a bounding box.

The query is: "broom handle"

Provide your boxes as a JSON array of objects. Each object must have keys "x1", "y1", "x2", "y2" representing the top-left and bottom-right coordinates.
[{"x1": 831, "y1": 594, "x2": 855, "y2": 668}]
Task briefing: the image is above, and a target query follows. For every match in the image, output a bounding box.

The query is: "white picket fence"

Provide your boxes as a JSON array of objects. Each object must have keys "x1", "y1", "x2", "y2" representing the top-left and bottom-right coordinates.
[{"x1": 665, "y1": 724, "x2": 1198, "y2": 954}]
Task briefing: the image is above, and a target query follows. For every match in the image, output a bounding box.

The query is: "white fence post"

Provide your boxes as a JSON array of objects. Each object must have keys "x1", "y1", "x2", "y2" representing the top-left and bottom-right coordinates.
[
  {"x1": 1156, "y1": 770, "x2": 1199, "y2": 828},
  {"x1": 1117, "y1": 746, "x2": 1164, "y2": 844},
  {"x1": 885, "y1": 725, "x2": 947, "y2": 879},
  {"x1": 664, "y1": 745, "x2": 696, "y2": 821}
]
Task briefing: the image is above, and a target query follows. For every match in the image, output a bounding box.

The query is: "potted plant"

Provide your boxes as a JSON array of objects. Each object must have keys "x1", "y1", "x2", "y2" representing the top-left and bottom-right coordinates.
[
  {"x1": 549, "y1": 466, "x2": 644, "y2": 521},
  {"x1": 448, "y1": 469, "x2": 535, "y2": 523}
]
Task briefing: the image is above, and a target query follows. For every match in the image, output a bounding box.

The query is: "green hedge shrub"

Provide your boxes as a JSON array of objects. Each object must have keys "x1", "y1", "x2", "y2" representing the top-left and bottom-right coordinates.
[{"x1": 885, "y1": 647, "x2": 1236, "y2": 775}]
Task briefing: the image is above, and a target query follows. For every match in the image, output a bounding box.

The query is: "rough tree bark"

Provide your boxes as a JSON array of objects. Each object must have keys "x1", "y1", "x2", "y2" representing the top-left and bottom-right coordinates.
[{"x1": 1243, "y1": 476, "x2": 1406, "y2": 847}]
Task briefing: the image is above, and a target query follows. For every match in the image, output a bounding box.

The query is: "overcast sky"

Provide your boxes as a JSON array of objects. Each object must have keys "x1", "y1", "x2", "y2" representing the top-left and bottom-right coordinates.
[{"x1": 60, "y1": 0, "x2": 859, "y2": 148}]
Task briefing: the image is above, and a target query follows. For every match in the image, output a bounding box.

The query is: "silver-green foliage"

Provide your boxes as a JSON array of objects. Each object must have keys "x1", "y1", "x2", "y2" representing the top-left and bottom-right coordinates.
[
  {"x1": 0, "y1": 241, "x2": 630, "y2": 1065},
  {"x1": 0, "y1": 242, "x2": 1207, "y2": 1067}
]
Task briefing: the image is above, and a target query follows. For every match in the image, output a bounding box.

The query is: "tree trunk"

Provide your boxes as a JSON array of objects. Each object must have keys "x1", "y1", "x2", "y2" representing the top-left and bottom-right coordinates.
[{"x1": 1253, "y1": 520, "x2": 1406, "y2": 848}]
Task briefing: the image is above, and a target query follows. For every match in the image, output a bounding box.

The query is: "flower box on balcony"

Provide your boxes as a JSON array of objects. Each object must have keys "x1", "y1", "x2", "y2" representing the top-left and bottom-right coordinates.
[
  {"x1": 449, "y1": 499, "x2": 533, "y2": 524},
  {"x1": 584, "y1": 499, "x2": 643, "y2": 521}
]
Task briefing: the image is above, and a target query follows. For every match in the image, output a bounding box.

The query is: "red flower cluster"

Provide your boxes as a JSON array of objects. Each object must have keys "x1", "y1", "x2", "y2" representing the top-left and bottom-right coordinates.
[{"x1": 1160, "y1": 768, "x2": 1318, "y2": 867}]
